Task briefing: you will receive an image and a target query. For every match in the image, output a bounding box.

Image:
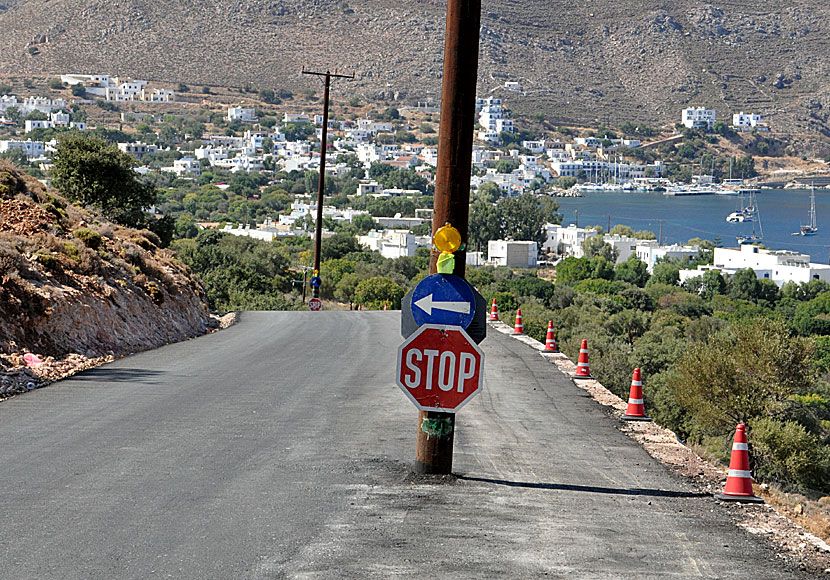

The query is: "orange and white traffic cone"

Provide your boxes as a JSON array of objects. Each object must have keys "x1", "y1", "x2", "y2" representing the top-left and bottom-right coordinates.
[
  {"x1": 383, "y1": 303, "x2": 388, "y2": 310},
  {"x1": 622, "y1": 368, "x2": 652, "y2": 421},
  {"x1": 542, "y1": 321, "x2": 559, "y2": 353},
  {"x1": 573, "y1": 339, "x2": 593, "y2": 378},
  {"x1": 511, "y1": 308, "x2": 524, "y2": 335},
  {"x1": 489, "y1": 298, "x2": 499, "y2": 320},
  {"x1": 717, "y1": 424, "x2": 763, "y2": 503}
]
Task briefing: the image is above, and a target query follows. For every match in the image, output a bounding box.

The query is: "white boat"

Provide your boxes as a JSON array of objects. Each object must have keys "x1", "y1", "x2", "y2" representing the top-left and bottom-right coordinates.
[
  {"x1": 799, "y1": 185, "x2": 818, "y2": 236},
  {"x1": 736, "y1": 192, "x2": 763, "y2": 244}
]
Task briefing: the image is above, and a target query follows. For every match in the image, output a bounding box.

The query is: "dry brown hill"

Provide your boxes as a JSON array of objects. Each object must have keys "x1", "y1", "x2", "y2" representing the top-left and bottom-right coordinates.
[
  {"x1": 1, "y1": 0, "x2": 829, "y2": 150},
  {"x1": 0, "y1": 161, "x2": 215, "y2": 397}
]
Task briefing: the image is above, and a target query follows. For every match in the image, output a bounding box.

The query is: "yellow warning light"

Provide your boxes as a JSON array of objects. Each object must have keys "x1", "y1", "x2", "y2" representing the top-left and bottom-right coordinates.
[{"x1": 433, "y1": 224, "x2": 462, "y2": 254}]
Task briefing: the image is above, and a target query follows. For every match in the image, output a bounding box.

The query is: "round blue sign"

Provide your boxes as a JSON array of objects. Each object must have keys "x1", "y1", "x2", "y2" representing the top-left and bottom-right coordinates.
[
  {"x1": 310, "y1": 276, "x2": 322, "y2": 288},
  {"x1": 411, "y1": 273, "x2": 476, "y2": 329}
]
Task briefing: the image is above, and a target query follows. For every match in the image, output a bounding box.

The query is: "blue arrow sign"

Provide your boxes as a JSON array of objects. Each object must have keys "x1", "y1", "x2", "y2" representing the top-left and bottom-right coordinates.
[{"x1": 411, "y1": 273, "x2": 476, "y2": 328}]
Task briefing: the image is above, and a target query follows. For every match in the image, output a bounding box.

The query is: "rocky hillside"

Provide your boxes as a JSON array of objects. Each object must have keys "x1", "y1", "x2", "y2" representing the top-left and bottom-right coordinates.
[
  {"x1": 1, "y1": 0, "x2": 829, "y2": 146},
  {"x1": 0, "y1": 161, "x2": 215, "y2": 397}
]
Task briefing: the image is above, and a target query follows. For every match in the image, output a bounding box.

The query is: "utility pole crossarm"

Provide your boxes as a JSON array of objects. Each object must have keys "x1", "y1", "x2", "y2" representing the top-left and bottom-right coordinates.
[{"x1": 300, "y1": 67, "x2": 354, "y2": 300}]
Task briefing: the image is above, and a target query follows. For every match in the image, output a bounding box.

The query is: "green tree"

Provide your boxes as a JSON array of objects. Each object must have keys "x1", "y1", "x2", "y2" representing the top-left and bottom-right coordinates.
[
  {"x1": 353, "y1": 276, "x2": 405, "y2": 309},
  {"x1": 495, "y1": 159, "x2": 520, "y2": 174},
  {"x1": 496, "y1": 193, "x2": 559, "y2": 246},
  {"x1": 673, "y1": 318, "x2": 814, "y2": 430},
  {"x1": 51, "y1": 134, "x2": 157, "y2": 227},
  {"x1": 582, "y1": 235, "x2": 619, "y2": 262},
  {"x1": 555, "y1": 257, "x2": 593, "y2": 284},
  {"x1": 321, "y1": 233, "x2": 361, "y2": 261},
  {"x1": 468, "y1": 201, "x2": 500, "y2": 252},
  {"x1": 649, "y1": 261, "x2": 681, "y2": 286},
  {"x1": 794, "y1": 293, "x2": 830, "y2": 335},
  {"x1": 614, "y1": 256, "x2": 649, "y2": 287},
  {"x1": 352, "y1": 213, "x2": 376, "y2": 234},
  {"x1": 474, "y1": 181, "x2": 502, "y2": 203}
]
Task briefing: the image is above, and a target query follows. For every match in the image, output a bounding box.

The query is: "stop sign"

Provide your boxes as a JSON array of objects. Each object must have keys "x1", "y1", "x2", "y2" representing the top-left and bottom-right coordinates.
[{"x1": 396, "y1": 324, "x2": 484, "y2": 413}]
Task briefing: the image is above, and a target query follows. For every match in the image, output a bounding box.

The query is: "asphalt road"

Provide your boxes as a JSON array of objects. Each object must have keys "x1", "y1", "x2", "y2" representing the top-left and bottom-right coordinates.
[{"x1": 0, "y1": 311, "x2": 812, "y2": 579}]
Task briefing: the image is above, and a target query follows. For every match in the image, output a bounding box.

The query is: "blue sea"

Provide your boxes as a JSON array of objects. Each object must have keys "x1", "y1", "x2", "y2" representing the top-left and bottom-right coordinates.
[{"x1": 555, "y1": 188, "x2": 830, "y2": 262}]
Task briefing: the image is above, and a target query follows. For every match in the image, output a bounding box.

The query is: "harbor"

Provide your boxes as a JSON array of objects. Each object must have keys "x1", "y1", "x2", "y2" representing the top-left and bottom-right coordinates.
[{"x1": 556, "y1": 187, "x2": 830, "y2": 261}]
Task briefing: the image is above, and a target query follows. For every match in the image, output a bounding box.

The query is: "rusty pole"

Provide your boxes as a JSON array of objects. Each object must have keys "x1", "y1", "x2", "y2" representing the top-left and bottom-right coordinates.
[
  {"x1": 302, "y1": 69, "x2": 354, "y2": 298},
  {"x1": 415, "y1": 0, "x2": 482, "y2": 475}
]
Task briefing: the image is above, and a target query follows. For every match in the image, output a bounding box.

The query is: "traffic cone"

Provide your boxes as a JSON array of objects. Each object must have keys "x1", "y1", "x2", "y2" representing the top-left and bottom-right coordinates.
[
  {"x1": 716, "y1": 424, "x2": 763, "y2": 503},
  {"x1": 542, "y1": 321, "x2": 559, "y2": 353},
  {"x1": 489, "y1": 298, "x2": 499, "y2": 320},
  {"x1": 511, "y1": 308, "x2": 524, "y2": 335},
  {"x1": 622, "y1": 368, "x2": 652, "y2": 421},
  {"x1": 383, "y1": 303, "x2": 388, "y2": 310},
  {"x1": 573, "y1": 339, "x2": 593, "y2": 378}
]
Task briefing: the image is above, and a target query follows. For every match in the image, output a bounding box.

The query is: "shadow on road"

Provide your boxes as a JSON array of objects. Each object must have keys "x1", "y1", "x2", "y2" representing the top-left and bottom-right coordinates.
[
  {"x1": 457, "y1": 475, "x2": 708, "y2": 498},
  {"x1": 70, "y1": 367, "x2": 167, "y2": 383}
]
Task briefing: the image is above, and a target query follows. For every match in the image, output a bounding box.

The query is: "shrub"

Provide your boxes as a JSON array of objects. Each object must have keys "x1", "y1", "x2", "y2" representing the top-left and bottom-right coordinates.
[
  {"x1": 73, "y1": 227, "x2": 103, "y2": 250},
  {"x1": 749, "y1": 417, "x2": 830, "y2": 493}
]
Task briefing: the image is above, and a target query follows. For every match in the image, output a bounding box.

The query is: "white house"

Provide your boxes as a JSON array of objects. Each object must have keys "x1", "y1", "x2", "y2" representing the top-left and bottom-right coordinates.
[
  {"x1": 732, "y1": 112, "x2": 766, "y2": 130},
  {"x1": 0, "y1": 139, "x2": 45, "y2": 158},
  {"x1": 603, "y1": 235, "x2": 641, "y2": 264},
  {"x1": 283, "y1": 112, "x2": 312, "y2": 124},
  {"x1": 679, "y1": 245, "x2": 830, "y2": 287},
  {"x1": 681, "y1": 107, "x2": 717, "y2": 130},
  {"x1": 488, "y1": 240, "x2": 538, "y2": 268},
  {"x1": 357, "y1": 230, "x2": 427, "y2": 259},
  {"x1": 228, "y1": 107, "x2": 256, "y2": 123},
  {"x1": 172, "y1": 157, "x2": 201, "y2": 177},
  {"x1": 24, "y1": 120, "x2": 52, "y2": 133},
  {"x1": 478, "y1": 96, "x2": 514, "y2": 137},
  {"x1": 543, "y1": 224, "x2": 599, "y2": 257},
  {"x1": 635, "y1": 242, "x2": 701, "y2": 272},
  {"x1": 118, "y1": 142, "x2": 158, "y2": 158},
  {"x1": 357, "y1": 182, "x2": 383, "y2": 196}
]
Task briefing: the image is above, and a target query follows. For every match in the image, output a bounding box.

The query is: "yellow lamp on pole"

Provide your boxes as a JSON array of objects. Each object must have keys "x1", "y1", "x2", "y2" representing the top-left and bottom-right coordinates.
[{"x1": 433, "y1": 224, "x2": 462, "y2": 274}]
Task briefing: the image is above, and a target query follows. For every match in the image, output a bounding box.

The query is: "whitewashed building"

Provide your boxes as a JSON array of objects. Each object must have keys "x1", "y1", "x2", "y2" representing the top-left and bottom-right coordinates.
[
  {"x1": 172, "y1": 157, "x2": 201, "y2": 177},
  {"x1": 0, "y1": 139, "x2": 45, "y2": 158},
  {"x1": 543, "y1": 224, "x2": 599, "y2": 257},
  {"x1": 681, "y1": 107, "x2": 717, "y2": 130},
  {"x1": 228, "y1": 107, "x2": 256, "y2": 123},
  {"x1": 679, "y1": 245, "x2": 830, "y2": 287},
  {"x1": 357, "y1": 230, "x2": 428, "y2": 259},
  {"x1": 732, "y1": 112, "x2": 766, "y2": 130},
  {"x1": 635, "y1": 242, "x2": 701, "y2": 272},
  {"x1": 118, "y1": 142, "x2": 158, "y2": 158},
  {"x1": 488, "y1": 240, "x2": 538, "y2": 268}
]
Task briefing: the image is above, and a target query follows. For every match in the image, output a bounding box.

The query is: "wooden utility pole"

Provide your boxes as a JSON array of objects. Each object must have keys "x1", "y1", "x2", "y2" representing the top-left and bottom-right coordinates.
[
  {"x1": 301, "y1": 69, "x2": 354, "y2": 298},
  {"x1": 415, "y1": 0, "x2": 482, "y2": 475}
]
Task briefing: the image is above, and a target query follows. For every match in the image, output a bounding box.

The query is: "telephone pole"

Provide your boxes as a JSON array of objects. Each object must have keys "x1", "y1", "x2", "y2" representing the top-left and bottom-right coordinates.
[
  {"x1": 301, "y1": 68, "x2": 354, "y2": 298},
  {"x1": 415, "y1": 0, "x2": 482, "y2": 475}
]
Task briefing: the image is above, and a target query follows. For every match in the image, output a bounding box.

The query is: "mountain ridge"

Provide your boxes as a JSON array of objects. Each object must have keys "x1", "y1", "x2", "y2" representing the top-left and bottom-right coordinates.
[{"x1": 1, "y1": 0, "x2": 829, "y2": 149}]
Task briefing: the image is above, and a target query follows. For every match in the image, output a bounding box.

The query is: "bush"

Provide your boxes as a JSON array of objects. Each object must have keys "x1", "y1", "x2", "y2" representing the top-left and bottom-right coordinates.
[
  {"x1": 73, "y1": 227, "x2": 104, "y2": 250},
  {"x1": 353, "y1": 276, "x2": 405, "y2": 309},
  {"x1": 749, "y1": 417, "x2": 830, "y2": 493}
]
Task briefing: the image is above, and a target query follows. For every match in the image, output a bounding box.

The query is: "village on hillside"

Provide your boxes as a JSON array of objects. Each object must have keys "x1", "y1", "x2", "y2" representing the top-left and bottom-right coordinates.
[{"x1": 1, "y1": 73, "x2": 830, "y2": 283}]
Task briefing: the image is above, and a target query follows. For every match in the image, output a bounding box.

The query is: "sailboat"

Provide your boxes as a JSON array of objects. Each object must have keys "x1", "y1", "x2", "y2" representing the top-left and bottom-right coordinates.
[
  {"x1": 736, "y1": 191, "x2": 763, "y2": 244},
  {"x1": 799, "y1": 185, "x2": 818, "y2": 236},
  {"x1": 725, "y1": 190, "x2": 755, "y2": 223}
]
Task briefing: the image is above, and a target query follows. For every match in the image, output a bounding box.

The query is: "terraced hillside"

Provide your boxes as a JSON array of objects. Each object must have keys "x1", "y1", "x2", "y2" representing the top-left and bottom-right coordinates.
[{"x1": 1, "y1": 0, "x2": 829, "y2": 147}]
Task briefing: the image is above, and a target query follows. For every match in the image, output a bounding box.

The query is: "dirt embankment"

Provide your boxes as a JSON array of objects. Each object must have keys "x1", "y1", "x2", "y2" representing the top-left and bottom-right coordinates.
[{"x1": 0, "y1": 161, "x2": 216, "y2": 397}]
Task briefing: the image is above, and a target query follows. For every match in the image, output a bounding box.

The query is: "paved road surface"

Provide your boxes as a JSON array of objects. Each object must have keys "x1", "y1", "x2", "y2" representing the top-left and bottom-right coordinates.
[{"x1": 0, "y1": 312, "x2": 810, "y2": 578}]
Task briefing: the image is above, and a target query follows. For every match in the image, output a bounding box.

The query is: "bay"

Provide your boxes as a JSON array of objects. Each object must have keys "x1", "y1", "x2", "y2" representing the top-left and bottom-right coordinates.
[{"x1": 555, "y1": 188, "x2": 830, "y2": 263}]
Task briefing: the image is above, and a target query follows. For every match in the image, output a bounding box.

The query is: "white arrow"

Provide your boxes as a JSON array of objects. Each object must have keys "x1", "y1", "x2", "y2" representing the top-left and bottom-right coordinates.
[{"x1": 414, "y1": 294, "x2": 471, "y2": 316}]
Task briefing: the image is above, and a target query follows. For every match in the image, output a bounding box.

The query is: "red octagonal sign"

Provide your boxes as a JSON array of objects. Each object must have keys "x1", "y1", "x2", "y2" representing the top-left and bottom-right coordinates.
[{"x1": 396, "y1": 324, "x2": 484, "y2": 413}]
